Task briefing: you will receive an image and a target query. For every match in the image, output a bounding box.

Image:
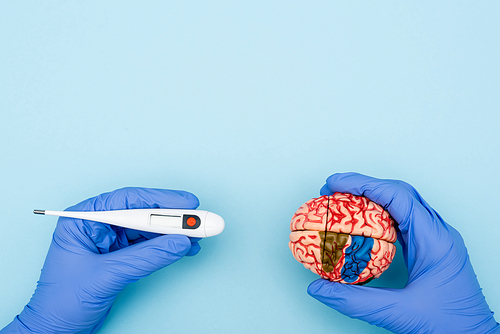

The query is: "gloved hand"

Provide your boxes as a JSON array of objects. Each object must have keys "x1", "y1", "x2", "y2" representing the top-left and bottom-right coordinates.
[
  {"x1": 1, "y1": 187, "x2": 201, "y2": 334},
  {"x1": 308, "y1": 173, "x2": 500, "y2": 334}
]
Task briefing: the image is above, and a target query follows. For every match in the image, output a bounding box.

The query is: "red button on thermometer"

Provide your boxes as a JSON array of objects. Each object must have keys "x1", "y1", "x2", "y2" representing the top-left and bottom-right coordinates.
[{"x1": 34, "y1": 209, "x2": 225, "y2": 238}]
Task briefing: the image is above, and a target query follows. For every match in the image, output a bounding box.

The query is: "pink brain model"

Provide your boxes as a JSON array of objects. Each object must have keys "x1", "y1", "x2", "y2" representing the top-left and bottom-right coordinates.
[{"x1": 289, "y1": 193, "x2": 397, "y2": 285}]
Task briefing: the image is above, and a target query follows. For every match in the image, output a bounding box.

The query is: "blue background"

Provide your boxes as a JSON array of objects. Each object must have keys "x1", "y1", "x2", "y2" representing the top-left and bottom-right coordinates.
[{"x1": 1, "y1": 2, "x2": 499, "y2": 333}]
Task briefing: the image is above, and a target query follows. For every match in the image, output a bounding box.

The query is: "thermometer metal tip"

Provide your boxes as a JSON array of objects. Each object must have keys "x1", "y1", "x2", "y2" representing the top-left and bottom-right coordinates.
[{"x1": 34, "y1": 210, "x2": 45, "y2": 215}]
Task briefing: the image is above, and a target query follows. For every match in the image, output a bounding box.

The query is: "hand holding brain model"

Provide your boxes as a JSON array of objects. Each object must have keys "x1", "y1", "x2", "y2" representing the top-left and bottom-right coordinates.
[{"x1": 304, "y1": 172, "x2": 499, "y2": 334}]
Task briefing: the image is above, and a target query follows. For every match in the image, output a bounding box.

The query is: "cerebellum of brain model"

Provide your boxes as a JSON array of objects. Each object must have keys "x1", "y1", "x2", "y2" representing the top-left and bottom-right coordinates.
[{"x1": 289, "y1": 193, "x2": 397, "y2": 285}]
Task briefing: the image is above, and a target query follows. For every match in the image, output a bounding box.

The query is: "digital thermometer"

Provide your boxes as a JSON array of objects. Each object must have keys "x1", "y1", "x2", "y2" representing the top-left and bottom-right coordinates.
[{"x1": 34, "y1": 209, "x2": 225, "y2": 238}]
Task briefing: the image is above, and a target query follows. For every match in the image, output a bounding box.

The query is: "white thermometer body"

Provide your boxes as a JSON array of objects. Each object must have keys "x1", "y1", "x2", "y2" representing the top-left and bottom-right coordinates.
[{"x1": 34, "y1": 209, "x2": 225, "y2": 238}]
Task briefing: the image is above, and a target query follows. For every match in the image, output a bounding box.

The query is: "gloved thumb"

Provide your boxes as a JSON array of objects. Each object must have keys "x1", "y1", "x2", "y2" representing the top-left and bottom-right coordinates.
[
  {"x1": 101, "y1": 234, "x2": 192, "y2": 290},
  {"x1": 307, "y1": 279, "x2": 401, "y2": 330}
]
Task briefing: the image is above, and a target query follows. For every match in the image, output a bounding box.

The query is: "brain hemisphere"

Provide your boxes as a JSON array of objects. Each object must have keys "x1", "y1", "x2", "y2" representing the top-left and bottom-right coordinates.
[{"x1": 289, "y1": 193, "x2": 397, "y2": 284}]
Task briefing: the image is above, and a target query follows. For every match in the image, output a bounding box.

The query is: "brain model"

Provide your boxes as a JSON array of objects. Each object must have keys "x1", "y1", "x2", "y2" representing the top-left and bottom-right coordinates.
[{"x1": 289, "y1": 193, "x2": 397, "y2": 285}]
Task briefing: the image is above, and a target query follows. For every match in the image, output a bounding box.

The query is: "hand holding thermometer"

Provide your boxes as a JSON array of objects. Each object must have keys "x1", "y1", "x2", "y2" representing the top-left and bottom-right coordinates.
[{"x1": 34, "y1": 209, "x2": 225, "y2": 238}]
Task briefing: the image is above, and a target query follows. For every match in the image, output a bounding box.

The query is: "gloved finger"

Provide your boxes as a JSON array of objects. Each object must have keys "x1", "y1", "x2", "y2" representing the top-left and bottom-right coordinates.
[
  {"x1": 125, "y1": 233, "x2": 200, "y2": 255},
  {"x1": 308, "y1": 279, "x2": 404, "y2": 333},
  {"x1": 185, "y1": 241, "x2": 201, "y2": 256},
  {"x1": 127, "y1": 231, "x2": 203, "y2": 244},
  {"x1": 125, "y1": 229, "x2": 162, "y2": 243},
  {"x1": 53, "y1": 217, "x2": 122, "y2": 254},
  {"x1": 89, "y1": 307, "x2": 112, "y2": 334},
  {"x1": 124, "y1": 232, "x2": 200, "y2": 256},
  {"x1": 320, "y1": 183, "x2": 334, "y2": 196},
  {"x1": 322, "y1": 172, "x2": 447, "y2": 236},
  {"x1": 68, "y1": 187, "x2": 199, "y2": 212},
  {"x1": 60, "y1": 188, "x2": 199, "y2": 253},
  {"x1": 101, "y1": 234, "x2": 192, "y2": 289}
]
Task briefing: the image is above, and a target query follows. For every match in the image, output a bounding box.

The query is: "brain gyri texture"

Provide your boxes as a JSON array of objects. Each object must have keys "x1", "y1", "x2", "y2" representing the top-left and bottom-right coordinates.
[{"x1": 289, "y1": 194, "x2": 397, "y2": 285}]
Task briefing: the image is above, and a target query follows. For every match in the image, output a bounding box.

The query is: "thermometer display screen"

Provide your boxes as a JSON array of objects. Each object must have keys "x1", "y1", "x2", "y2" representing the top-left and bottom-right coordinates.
[{"x1": 149, "y1": 214, "x2": 182, "y2": 228}]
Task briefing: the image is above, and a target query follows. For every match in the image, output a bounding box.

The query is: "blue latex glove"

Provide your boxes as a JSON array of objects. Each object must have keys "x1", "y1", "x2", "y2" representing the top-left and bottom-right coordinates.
[
  {"x1": 308, "y1": 173, "x2": 499, "y2": 334},
  {"x1": 1, "y1": 187, "x2": 201, "y2": 334}
]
